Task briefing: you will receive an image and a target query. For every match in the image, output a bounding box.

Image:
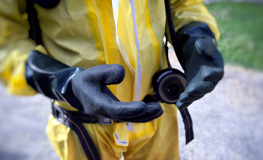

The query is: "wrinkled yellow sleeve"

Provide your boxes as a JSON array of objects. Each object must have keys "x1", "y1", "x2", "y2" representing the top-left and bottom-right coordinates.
[
  {"x1": 0, "y1": 0, "x2": 37, "y2": 95},
  {"x1": 170, "y1": 0, "x2": 220, "y2": 40}
]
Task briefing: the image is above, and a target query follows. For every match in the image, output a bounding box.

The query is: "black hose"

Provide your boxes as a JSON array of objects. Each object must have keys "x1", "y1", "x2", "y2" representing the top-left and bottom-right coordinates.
[{"x1": 164, "y1": 0, "x2": 185, "y2": 68}]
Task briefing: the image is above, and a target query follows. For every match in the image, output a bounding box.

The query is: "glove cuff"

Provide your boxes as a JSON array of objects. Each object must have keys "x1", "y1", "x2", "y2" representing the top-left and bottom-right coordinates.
[
  {"x1": 25, "y1": 51, "x2": 85, "y2": 111},
  {"x1": 176, "y1": 21, "x2": 217, "y2": 70}
]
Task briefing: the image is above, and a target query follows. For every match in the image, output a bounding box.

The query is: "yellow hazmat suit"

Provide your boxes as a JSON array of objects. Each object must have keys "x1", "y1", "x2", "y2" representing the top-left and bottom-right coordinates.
[{"x1": 0, "y1": 0, "x2": 219, "y2": 159}]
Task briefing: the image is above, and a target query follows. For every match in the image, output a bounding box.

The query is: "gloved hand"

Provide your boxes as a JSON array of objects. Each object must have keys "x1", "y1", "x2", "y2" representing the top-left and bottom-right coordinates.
[
  {"x1": 71, "y1": 64, "x2": 164, "y2": 122},
  {"x1": 175, "y1": 22, "x2": 224, "y2": 110},
  {"x1": 25, "y1": 51, "x2": 163, "y2": 122}
]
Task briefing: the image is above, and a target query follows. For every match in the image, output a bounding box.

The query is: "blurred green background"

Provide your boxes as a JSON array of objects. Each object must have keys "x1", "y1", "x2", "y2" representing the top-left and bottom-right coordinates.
[{"x1": 205, "y1": 1, "x2": 263, "y2": 70}]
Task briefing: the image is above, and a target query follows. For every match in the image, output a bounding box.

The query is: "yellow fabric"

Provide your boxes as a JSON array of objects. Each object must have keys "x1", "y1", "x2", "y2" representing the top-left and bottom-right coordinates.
[
  {"x1": 6, "y1": 45, "x2": 48, "y2": 95},
  {"x1": 0, "y1": 0, "x2": 36, "y2": 95},
  {"x1": 0, "y1": 0, "x2": 220, "y2": 159},
  {"x1": 170, "y1": 0, "x2": 220, "y2": 40},
  {"x1": 46, "y1": 103, "x2": 179, "y2": 160}
]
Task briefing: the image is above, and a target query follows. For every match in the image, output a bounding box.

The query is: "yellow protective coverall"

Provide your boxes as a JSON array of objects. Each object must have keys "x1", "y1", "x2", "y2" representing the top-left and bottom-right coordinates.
[{"x1": 0, "y1": 0, "x2": 220, "y2": 159}]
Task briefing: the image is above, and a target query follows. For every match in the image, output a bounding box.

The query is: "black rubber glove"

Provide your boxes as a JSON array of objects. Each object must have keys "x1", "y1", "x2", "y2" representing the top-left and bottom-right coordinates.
[
  {"x1": 175, "y1": 22, "x2": 224, "y2": 110},
  {"x1": 25, "y1": 51, "x2": 163, "y2": 123}
]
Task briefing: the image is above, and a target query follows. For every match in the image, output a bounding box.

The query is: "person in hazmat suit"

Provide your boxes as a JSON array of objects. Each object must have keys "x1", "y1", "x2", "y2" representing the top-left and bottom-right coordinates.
[{"x1": 0, "y1": 0, "x2": 224, "y2": 159}]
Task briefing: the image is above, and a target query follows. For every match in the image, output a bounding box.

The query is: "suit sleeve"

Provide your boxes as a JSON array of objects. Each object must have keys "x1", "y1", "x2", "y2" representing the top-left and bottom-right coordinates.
[
  {"x1": 0, "y1": 0, "x2": 37, "y2": 95},
  {"x1": 170, "y1": 0, "x2": 220, "y2": 40}
]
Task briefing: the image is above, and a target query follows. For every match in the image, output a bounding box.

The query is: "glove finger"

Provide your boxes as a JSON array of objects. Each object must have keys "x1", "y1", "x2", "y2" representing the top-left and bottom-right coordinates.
[
  {"x1": 81, "y1": 64, "x2": 125, "y2": 85},
  {"x1": 201, "y1": 67, "x2": 224, "y2": 83},
  {"x1": 82, "y1": 86, "x2": 148, "y2": 119},
  {"x1": 106, "y1": 101, "x2": 148, "y2": 119},
  {"x1": 118, "y1": 102, "x2": 163, "y2": 123},
  {"x1": 176, "y1": 101, "x2": 192, "y2": 111},
  {"x1": 186, "y1": 81, "x2": 216, "y2": 96},
  {"x1": 179, "y1": 92, "x2": 204, "y2": 103},
  {"x1": 130, "y1": 110, "x2": 163, "y2": 123}
]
